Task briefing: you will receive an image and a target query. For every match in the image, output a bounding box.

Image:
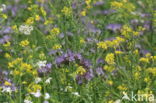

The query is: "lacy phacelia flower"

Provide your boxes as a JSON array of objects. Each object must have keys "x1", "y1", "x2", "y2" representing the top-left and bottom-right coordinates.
[
  {"x1": 19, "y1": 25, "x2": 33, "y2": 35},
  {"x1": 36, "y1": 60, "x2": 47, "y2": 69},
  {"x1": 106, "y1": 24, "x2": 122, "y2": 32}
]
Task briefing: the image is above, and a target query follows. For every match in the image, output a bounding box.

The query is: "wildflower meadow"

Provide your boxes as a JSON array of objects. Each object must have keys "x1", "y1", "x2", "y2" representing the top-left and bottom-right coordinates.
[{"x1": 0, "y1": 0, "x2": 156, "y2": 103}]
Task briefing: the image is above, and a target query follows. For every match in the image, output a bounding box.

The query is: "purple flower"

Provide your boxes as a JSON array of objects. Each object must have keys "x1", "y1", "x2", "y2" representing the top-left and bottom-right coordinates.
[
  {"x1": 97, "y1": 58, "x2": 104, "y2": 64},
  {"x1": 75, "y1": 53, "x2": 82, "y2": 60},
  {"x1": 66, "y1": 32, "x2": 73, "y2": 36},
  {"x1": 76, "y1": 76, "x2": 83, "y2": 84},
  {"x1": 0, "y1": 35, "x2": 11, "y2": 44},
  {"x1": 94, "y1": 1, "x2": 105, "y2": 6},
  {"x1": 55, "y1": 56, "x2": 65, "y2": 65},
  {"x1": 140, "y1": 49, "x2": 150, "y2": 56},
  {"x1": 130, "y1": 19, "x2": 139, "y2": 25},
  {"x1": 48, "y1": 50, "x2": 58, "y2": 55},
  {"x1": 11, "y1": 7, "x2": 17, "y2": 16},
  {"x1": 140, "y1": 13, "x2": 151, "y2": 18},
  {"x1": 72, "y1": 2, "x2": 77, "y2": 9},
  {"x1": 106, "y1": 24, "x2": 122, "y2": 32},
  {"x1": 85, "y1": 69, "x2": 94, "y2": 81},
  {"x1": 101, "y1": 9, "x2": 116, "y2": 15},
  {"x1": 46, "y1": 63, "x2": 52, "y2": 69},
  {"x1": 38, "y1": 63, "x2": 52, "y2": 75},
  {"x1": 86, "y1": 22, "x2": 101, "y2": 33},
  {"x1": 59, "y1": 33, "x2": 65, "y2": 38},
  {"x1": 96, "y1": 67, "x2": 104, "y2": 75},
  {"x1": 80, "y1": 59, "x2": 92, "y2": 69},
  {"x1": 3, "y1": 27, "x2": 12, "y2": 34}
]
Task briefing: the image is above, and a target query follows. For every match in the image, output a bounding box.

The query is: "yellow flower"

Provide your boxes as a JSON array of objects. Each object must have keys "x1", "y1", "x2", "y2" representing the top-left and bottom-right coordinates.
[
  {"x1": 115, "y1": 50, "x2": 123, "y2": 54},
  {"x1": 133, "y1": 31, "x2": 139, "y2": 36},
  {"x1": 8, "y1": 62, "x2": 14, "y2": 68},
  {"x1": 3, "y1": 42, "x2": 11, "y2": 47},
  {"x1": 8, "y1": 58, "x2": 23, "y2": 68},
  {"x1": 135, "y1": 65, "x2": 141, "y2": 71},
  {"x1": 51, "y1": 27, "x2": 60, "y2": 35},
  {"x1": 4, "y1": 53, "x2": 11, "y2": 59},
  {"x1": 151, "y1": 56, "x2": 156, "y2": 61},
  {"x1": 13, "y1": 70, "x2": 21, "y2": 75},
  {"x1": 21, "y1": 63, "x2": 32, "y2": 71},
  {"x1": 133, "y1": 49, "x2": 139, "y2": 55},
  {"x1": 80, "y1": 10, "x2": 87, "y2": 16},
  {"x1": 105, "y1": 53, "x2": 115, "y2": 65},
  {"x1": 25, "y1": 17, "x2": 34, "y2": 25},
  {"x1": 111, "y1": 1, "x2": 123, "y2": 9},
  {"x1": 121, "y1": 25, "x2": 133, "y2": 38},
  {"x1": 2, "y1": 14, "x2": 8, "y2": 19},
  {"x1": 46, "y1": 35, "x2": 55, "y2": 40},
  {"x1": 19, "y1": 40, "x2": 30, "y2": 47},
  {"x1": 139, "y1": 57, "x2": 149, "y2": 63},
  {"x1": 144, "y1": 77, "x2": 150, "y2": 83},
  {"x1": 106, "y1": 80, "x2": 113, "y2": 86},
  {"x1": 80, "y1": 38, "x2": 85, "y2": 44},
  {"x1": 28, "y1": 84, "x2": 42, "y2": 93},
  {"x1": 145, "y1": 53, "x2": 151, "y2": 58},
  {"x1": 22, "y1": 81, "x2": 27, "y2": 84},
  {"x1": 117, "y1": 84, "x2": 127, "y2": 91},
  {"x1": 103, "y1": 65, "x2": 115, "y2": 72},
  {"x1": 61, "y1": 6, "x2": 72, "y2": 16},
  {"x1": 52, "y1": 44, "x2": 62, "y2": 50},
  {"x1": 146, "y1": 67, "x2": 156, "y2": 76},
  {"x1": 40, "y1": 7, "x2": 46, "y2": 16},
  {"x1": 97, "y1": 42, "x2": 108, "y2": 50},
  {"x1": 76, "y1": 66, "x2": 86, "y2": 75},
  {"x1": 97, "y1": 37, "x2": 125, "y2": 50},
  {"x1": 35, "y1": 15, "x2": 40, "y2": 21},
  {"x1": 85, "y1": 0, "x2": 91, "y2": 5},
  {"x1": 134, "y1": 72, "x2": 140, "y2": 79},
  {"x1": 39, "y1": 52, "x2": 46, "y2": 59},
  {"x1": 4, "y1": 81, "x2": 12, "y2": 86},
  {"x1": 12, "y1": 25, "x2": 17, "y2": 29}
]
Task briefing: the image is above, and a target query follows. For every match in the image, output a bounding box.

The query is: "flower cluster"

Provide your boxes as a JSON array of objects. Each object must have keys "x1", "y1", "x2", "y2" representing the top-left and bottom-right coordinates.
[
  {"x1": 1, "y1": 0, "x2": 156, "y2": 103},
  {"x1": 97, "y1": 37, "x2": 125, "y2": 50},
  {"x1": 19, "y1": 25, "x2": 33, "y2": 35}
]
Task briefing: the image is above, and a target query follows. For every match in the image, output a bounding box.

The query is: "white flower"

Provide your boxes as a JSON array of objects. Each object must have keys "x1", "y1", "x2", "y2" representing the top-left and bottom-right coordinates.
[
  {"x1": 0, "y1": 4, "x2": 6, "y2": 12},
  {"x1": 65, "y1": 86, "x2": 72, "y2": 92},
  {"x1": 35, "y1": 77, "x2": 42, "y2": 84},
  {"x1": 19, "y1": 25, "x2": 33, "y2": 35},
  {"x1": 45, "y1": 77, "x2": 52, "y2": 84},
  {"x1": 44, "y1": 93, "x2": 50, "y2": 100},
  {"x1": 72, "y1": 92, "x2": 80, "y2": 96},
  {"x1": 31, "y1": 90, "x2": 42, "y2": 98},
  {"x1": 2, "y1": 86, "x2": 12, "y2": 93},
  {"x1": 24, "y1": 99, "x2": 33, "y2": 103},
  {"x1": 114, "y1": 99, "x2": 121, "y2": 103},
  {"x1": 36, "y1": 60, "x2": 47, "y2": 68},
  {"x1": 43, "y1": 101, "x2": 49, "y2": 103}
]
